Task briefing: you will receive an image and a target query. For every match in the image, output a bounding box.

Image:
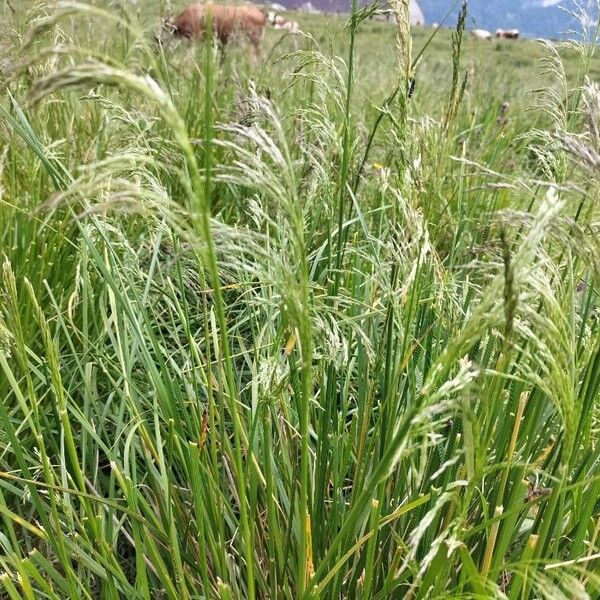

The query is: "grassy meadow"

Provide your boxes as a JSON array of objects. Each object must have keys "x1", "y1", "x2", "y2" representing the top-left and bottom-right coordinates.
[{"x1": 2, "y1": 0, "x2": 600, "y2": 597}]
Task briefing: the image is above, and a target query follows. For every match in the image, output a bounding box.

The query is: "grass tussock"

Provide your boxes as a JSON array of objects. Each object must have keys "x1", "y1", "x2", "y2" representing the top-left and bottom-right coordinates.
[{"x1": 1, "y1": 0, "x2": 600, "y2": 598}]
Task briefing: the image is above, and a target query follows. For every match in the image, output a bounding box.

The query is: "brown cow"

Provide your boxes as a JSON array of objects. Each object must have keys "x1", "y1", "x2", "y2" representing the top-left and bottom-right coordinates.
[
  {"x1": 495, "y1": 28, "x2": 520, "y2": 39},
  {"x1": 171, "y1": 3, "x2": 267, "y2": 59}
]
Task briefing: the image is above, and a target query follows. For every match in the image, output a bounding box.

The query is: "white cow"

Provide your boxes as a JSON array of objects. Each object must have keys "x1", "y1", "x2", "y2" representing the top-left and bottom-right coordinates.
[
  {"x1": 274, "y1": 19, "x2": 300, "y2": 32},
  {"x1": 268, "y1": 12, "x2": 301, "y2": 33},
  {"x1": 471, "y1": 28, "x2": 492, "y2": 40}
]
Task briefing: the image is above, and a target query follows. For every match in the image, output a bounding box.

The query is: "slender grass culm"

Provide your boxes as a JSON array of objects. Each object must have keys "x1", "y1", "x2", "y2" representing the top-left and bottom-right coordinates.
[{"x1": 1, "y1": 0, "x2": 600, "y2": 598}]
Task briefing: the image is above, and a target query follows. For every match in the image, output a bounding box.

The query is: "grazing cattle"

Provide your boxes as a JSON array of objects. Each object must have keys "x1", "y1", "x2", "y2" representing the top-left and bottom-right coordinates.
[
  {"x1": 273, "y1": 19, "x2": 300, "y2": 32},
  {"x1": 170, "y1": 3, "x2": 268, "y2": 58},
  {"x1": 268, "y1": 12, "x2": 284, "y2": 25},
  {"x1": 268, "y1": 12, "x2": 301, "y2": 33},
  {"x1": 471, "y1": 28, "x2": 492, "y2": 40},
  {"x1": 496, "y1": 28, "x2": 519, "y2": 39}
]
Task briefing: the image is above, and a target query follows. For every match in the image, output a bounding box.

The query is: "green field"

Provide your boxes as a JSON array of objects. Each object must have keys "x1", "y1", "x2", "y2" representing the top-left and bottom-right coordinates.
[{"x1": 2, "y1": 1, "x2": 600, "y2": 598}]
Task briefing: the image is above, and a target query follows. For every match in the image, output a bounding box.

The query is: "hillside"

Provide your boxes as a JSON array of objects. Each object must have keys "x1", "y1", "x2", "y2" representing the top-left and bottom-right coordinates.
[{"x1": 289, "y1": 15, "x2": 600, "y2": 97}]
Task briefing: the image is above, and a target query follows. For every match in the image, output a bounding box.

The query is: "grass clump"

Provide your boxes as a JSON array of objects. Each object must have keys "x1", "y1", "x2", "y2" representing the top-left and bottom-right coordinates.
[{"x1": 1, "y1": 0, "x2": 600, "y2": 598}]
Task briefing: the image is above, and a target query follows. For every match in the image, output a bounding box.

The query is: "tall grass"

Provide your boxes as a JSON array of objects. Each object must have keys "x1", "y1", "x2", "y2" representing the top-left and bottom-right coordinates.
[{"x1": 1, "y1": 0, "x2": 600, "y2": 598}]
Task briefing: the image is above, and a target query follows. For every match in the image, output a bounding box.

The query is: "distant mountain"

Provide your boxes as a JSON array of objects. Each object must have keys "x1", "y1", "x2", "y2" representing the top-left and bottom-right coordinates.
[
  {"x1": 273, "y1": 0, "x2": 598, "y2": 40},
  {"x1": 419, "y1": 0, "x2": 599, "y2": 40},
  {"x1": 281, "y1": 0, "x2": 424, "y2": 20}
]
